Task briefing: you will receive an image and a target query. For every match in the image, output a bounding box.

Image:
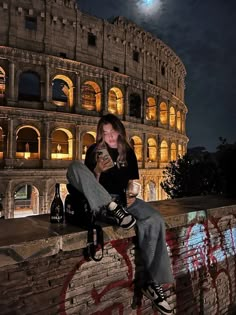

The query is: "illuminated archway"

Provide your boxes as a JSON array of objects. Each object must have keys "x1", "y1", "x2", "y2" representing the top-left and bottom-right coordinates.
[
  {"x1": 52, "y1": 75, "x2": 73, "y2": 107},
  {"x1": 81, "y1": 131, "x2": 96, "y2": 160},
  {"x1": 160, "y1": 102, "x2": 168, "y2": 124},
  {"x1": 146, "y1": 97, "x2": 156, "y2": 120},
  {"x1": 178, "y1": 144, "x2": 183, "y2": 157},
  {"x1": 0, "y1": 127, "x2": 3, "y2": 159},
  {"x1": 108, "y1": 87, "x2": 123, "y2": 115},
  {"x1": 14, "y1": 184, "x2": 39, "y2": 218},
  {"x1": 130, "y1": 136, "x2": 143, "y2": 161},
  {"x1": 147, "y1": 138, "x2": 157, "y2": 162},
  {"x1": 160, "y1": 140, "x2": 168, "y2": 163},
  {"x1": 51, "y1": 128, "x2": 73, "y2": 160},
  {"x1": 169, "y1": 106, "x2": 176, "y2": 128},
  {"x1": 177, "y1": 111, "x2": 181, "y2": 131},
  {"x1": 16, "y1": 126, "x2": 40, "y2": 159},
  {"x1": 0, "y1": 67, "x2": 6, "y2": 103},
  {"x1": 81, "y1": 81, "x2": 101, "y2": 111},
  {"x1": 170, "y1": 143, "x2": 177, "y2": 161},
  {"x1": 146, "y1": 180, "x2": 157, "y2": 201}
]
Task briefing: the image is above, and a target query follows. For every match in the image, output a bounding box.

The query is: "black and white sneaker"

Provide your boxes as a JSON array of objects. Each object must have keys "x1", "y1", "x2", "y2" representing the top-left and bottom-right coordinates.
[
  {"x1": 108, "y1": 202, "x2": 136, "y2": 230},
  {"x1": 142, "y1": 282, "x2": 173, "y2": 315}
]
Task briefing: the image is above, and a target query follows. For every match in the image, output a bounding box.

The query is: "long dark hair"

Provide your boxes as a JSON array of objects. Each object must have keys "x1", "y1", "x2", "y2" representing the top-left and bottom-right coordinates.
[{"x1": 96, "y1": 114, "x2": 131, "y2": 166}]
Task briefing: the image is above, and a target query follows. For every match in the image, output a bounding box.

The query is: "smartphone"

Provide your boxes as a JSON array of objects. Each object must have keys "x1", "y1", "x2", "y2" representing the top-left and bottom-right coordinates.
[{"x1": 96, "y1": 148, "x2": 114, "y2": 169}]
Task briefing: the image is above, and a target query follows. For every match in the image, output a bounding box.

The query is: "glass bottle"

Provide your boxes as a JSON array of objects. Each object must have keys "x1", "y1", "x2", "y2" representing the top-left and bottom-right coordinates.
[{"x1": 50, "y1": 183, "x2": 64, "y2": 223}]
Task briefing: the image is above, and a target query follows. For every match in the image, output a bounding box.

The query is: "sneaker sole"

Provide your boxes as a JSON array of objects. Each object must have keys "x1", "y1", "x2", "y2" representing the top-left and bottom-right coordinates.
[
  {"x1": 152, "y1": 302, "x2": 173, "y2": 315},
  {"x1": 142, "y1": 289, "x2": 173, "y2": 315},
  {"x1": 121, "y1": 218, "x2": 136, "y2": 230}
]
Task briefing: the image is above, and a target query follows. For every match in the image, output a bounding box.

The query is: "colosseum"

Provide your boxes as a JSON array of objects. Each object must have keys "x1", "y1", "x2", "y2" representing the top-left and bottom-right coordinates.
[{"x1": 0, "y1": 0, "x2": 188, "y2": 218}]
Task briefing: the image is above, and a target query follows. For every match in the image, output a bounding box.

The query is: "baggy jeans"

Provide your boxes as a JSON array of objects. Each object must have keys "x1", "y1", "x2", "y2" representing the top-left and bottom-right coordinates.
[{"x1": 66, "y1": 161, "x2": 174, "y2": 284}]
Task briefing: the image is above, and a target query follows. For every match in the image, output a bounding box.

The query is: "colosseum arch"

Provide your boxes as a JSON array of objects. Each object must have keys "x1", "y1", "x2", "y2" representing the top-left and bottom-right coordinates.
[
  {"x1": 177, "y1": 110, "x2": 181, "y2": 131},
  {"x1": 160, "y1": 140, "x2": 168, "y2": 163},
  {"x1": 178, "y1": 144, "x2": 183, "y2": 157},
  {"x1": 129, "y1": 93, "x2": 141, "y2": 118},
  {"x1": 16, "y1": 126, "x2": 40, "y2": 159},
  {"x1": 146, "y1": 97, "x2": 156, "y2": 121},
  {"x1": 52, "y1": 74, "x2": 73, "y2": 107},
  {"x1": 51, "y1": 128, "x2": 73, "y2": 160},
  {"x1": 182, "y1": 113, "x2": 186, "y2": 133},
  {"x1": 13, "y1": 183, "x2": 39, "y2": 218},
  {"x1": 108, "y1": 87, "x2": 124, "y2": 115},
  {"x1": 18, "y1": 71, "x2": 41, "y2": 101},
  {"x1": 147, "y1": 137, "x2": 157, "y2": 162},
  {"x1": 130, "y1": 136, "x2": 143, "y2": 161},
  {"x1": 81, "y1": 81, "x2": 101, "y2": 112},
  {"x1": 170, "y1": 142, "x2": 177, "y2": 161},
  {"x1": 81, "y1": 131, "x2": 96, "y2": 160},
  {"x1": 0, "y1": 67, "x2": 6, "y2": 103},
  {"x1": 169, "y1": 106, "x2": 176, "y2": 128},
  {"x1": 159, "y1": 102, "x2": 168, "y2": 125},
  {"x1": 0, "y1": 127, "x2": 3, "y2": 158},
  {"x1": 146, "y1": 180, "x2": 157, "y2": 201}
]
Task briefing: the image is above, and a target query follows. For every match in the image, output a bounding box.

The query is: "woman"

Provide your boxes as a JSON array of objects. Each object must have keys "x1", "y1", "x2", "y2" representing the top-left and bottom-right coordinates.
[{"x1": 67, "y1": 114, "x2": 173, "y2": 315}]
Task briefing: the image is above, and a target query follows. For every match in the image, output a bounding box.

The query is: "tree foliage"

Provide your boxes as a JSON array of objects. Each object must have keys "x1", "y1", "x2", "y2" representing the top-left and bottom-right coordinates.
[
  {"x1": 161, "y1": 140, "x2": 236, "y2": 199},
  {"x1": 161, "y1": 151, "x2": 220, "y2": 199}
]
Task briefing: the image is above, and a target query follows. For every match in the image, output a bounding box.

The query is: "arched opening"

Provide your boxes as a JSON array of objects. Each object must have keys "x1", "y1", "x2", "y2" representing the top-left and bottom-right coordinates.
[
  {"x1": 146, "y1": 97, "x2": 156, "y2": 120},
  {"x1": 129, "y1": 93, "x2": 141, "y2": 118},
  {"x1": 169, "y1": 106, "x2": 176, "y2": 128},
  {"x1": 182, "y1": 113, "x2": 185, "y2": 133},
  {"x1": 16, "y1": 126, "x2": 40, "y2": 159},
  {"x1": 177, "y1": 111, "x2": 181, "y2": 131},
  {"x1": 147, "y1": 138, "x2": 157, "y2": 162},
  {"x1": 159, "y1": 102, "x2": 168, "y2": 124},
  {"x1": 51, "y1": 128, "x2": 73, "y2": 160},
  {"x1": 52, "y1": 75, "x2": 73, "y2": 107},
  {"x1": 170, "y1": 143, "x2": 177, "y2": 161},
  {"x1": 14, "y1": 184, "x2": 39, "y2": 218},
  {"x1": 0, "y1": 67, "x2": 6, "y2": 104},
  {"x1": 178, "y1": 144, "x2": 183, "y2": 157},
  {"x1": 0, "y1": 127, "x2": 3, "y2": 159},
  {"x1": 18, "y1": 71, "x2": 41, "y2": 101},
  {"x1": 108, "y1": 87, "x2": 123, "y2": 115},
  {"x1": 81, "y1": 132, "x2": 96, "y2": 160},
  {"x1": 160, "y1": 140, "x2": 168, "y2": 163},
  {"x1": 81, "y1": 81, "x2": 101, "y2": 111},
  {"x1": 130, "y1": 136, "x2": 143, "y2": 161},
  {"x1": 146, "y1": 181, "x2": 157, "y2": 201}
]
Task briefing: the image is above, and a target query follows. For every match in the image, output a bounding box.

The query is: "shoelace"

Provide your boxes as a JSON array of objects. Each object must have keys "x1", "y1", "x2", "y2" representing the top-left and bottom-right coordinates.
[
  {"x1": 152, "y1": 283, "x2": 165, "y2": 300},
  {"x1": 113, "y1": 207, "x2": 125, "y2": 219}
]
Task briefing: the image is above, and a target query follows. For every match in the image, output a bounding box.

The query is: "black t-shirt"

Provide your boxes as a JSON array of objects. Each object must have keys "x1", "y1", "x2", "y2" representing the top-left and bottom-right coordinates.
[{"x1": 85, "y1": 143, "x2": 139, "y2": 203}]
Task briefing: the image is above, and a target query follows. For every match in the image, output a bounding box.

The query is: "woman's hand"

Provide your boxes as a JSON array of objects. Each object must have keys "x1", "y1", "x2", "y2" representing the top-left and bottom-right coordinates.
[{"x1": 94, "y1": 155, "x2": 113, "y2": 179}]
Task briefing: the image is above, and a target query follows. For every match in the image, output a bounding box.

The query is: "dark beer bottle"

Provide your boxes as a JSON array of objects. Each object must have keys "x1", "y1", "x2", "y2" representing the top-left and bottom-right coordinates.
[{"x1": 50, "y1": 183, "x2": 64, "y2": 223}]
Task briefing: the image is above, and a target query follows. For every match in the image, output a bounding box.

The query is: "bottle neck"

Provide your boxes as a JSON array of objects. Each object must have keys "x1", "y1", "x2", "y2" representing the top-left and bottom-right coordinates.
[{"x1": 55, "y1": 183, "x2": 60, "y2": 197}]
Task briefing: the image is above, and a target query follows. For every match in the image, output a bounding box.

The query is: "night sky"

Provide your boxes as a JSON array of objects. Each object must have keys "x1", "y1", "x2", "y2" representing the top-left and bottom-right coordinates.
[{"x1": 77, "y1": 0, "x2": 236, "y2": 152}]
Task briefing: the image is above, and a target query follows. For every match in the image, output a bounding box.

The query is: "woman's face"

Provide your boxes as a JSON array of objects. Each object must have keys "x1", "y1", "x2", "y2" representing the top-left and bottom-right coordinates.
[{"x1": 103, "y1": 123, "x2": 119, "y2": 148}]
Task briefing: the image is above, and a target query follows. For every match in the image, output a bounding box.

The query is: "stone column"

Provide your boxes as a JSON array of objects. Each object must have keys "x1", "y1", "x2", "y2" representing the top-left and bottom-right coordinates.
[
  {"x1": 45, "y1": 65, "x2": 50, "y2": 102},
  {"x1": 42, "y1": 121, "x2": 50, "y2": 160},
  {"x1": 75, "y1": 73, "x2": 81, "y2": 113},
  {"x1": 8, "y1": 61, "x2": 15, "y2": 100},
  {"x1": 103, "y1": 77, "x2": 108, "y2": 113},
  {"x1": 7, "y1": 118, "x2": 14, "y2": 159}
]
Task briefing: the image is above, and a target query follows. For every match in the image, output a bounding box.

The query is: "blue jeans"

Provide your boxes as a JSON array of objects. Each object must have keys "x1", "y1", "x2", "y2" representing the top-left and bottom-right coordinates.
[{"x1": 66, "y1": 161, "x2": 174, "y2": 284}]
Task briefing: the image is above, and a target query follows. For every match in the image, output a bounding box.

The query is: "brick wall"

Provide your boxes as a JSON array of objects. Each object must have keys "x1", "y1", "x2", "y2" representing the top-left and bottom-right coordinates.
[{"x1": 0, "y1": 198, "x2": 236, "y2": 314}]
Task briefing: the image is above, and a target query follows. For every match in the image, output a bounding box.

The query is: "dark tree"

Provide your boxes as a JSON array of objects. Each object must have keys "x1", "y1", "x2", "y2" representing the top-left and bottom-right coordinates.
[{"x1": 161, "y1": 149, "x2": 220, "y2": 199}]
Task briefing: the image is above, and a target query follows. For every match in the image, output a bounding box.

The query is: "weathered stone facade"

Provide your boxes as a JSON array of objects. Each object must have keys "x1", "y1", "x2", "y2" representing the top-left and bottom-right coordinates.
[{"x1": 0, "y1": 0, "x2": 188, "y2": 218}]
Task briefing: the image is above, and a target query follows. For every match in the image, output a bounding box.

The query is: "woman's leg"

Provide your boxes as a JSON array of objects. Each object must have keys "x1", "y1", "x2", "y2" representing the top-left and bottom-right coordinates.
[
  {"x1": 127, "y1": 198, "x2": 173, "y2": 284},
  {"x1": 66, "y1": 161, "x2": 136, "y2": 229},
  {"x1": 66, "y1": 161, "x2": 112, "y2": 212}
]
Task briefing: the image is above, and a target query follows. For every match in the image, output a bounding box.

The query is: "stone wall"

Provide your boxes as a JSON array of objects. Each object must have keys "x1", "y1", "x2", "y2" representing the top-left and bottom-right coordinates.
[{"x1": 0, "y1": 196, "x2": 236, "y2": 314}]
